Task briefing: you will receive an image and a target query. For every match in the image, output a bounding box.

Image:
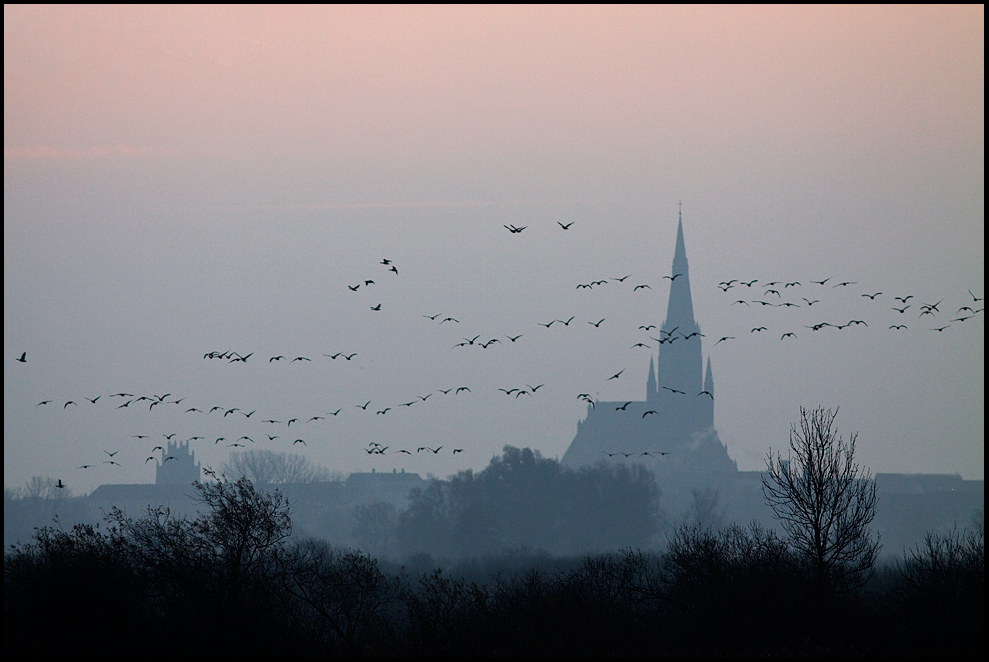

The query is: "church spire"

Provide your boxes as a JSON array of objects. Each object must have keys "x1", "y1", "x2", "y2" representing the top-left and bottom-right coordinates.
[
  {"x1": 647, "y1": 355, "x2": 657, "y2": 402},
  {"x1": 657, "y1": 204, "x2": 703, "y2": 397},
  {"x1": 663, "y1": 203, "x2": 698, "y2": 333}
]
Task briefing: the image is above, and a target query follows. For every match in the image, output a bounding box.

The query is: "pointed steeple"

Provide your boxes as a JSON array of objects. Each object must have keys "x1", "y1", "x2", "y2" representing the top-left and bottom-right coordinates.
[
  {"x1": 657, "y1": 204, "x2": 703, "y2": 397},
  {"x1": 663, "y1": 204, "x2": 698, "y2": 333},
  {"x1": 704, "y1": 356, "x2": 714, "y2": 396},
  {"x1": 647, "y1": 355, "x2": 657, "y2": 402}
]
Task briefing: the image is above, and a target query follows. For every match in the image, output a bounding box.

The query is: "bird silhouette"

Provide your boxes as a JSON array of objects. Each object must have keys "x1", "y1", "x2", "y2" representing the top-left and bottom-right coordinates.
[{"x1": 16, "y1": 352, "x2": 27, "y2": 363}]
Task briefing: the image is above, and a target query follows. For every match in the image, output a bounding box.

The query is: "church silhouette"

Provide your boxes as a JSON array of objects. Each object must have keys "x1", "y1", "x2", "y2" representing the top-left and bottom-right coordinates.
[{"x1": 562, "y1": 210, "x2": 737, "y2": 508}]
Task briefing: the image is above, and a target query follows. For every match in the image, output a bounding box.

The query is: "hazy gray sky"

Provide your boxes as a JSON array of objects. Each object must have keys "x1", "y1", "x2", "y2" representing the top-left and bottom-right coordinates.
[{"x1": 4, "y1": 5, "x2": 983, "y2": 494}]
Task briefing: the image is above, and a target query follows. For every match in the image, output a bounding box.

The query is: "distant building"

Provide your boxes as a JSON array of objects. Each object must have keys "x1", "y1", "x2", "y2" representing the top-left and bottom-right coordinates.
[
  {"x1": 155, "y1": 439, "x2": 201, "y2": 485},
  {"x1": 345, "y1": 469, "x2": 424, "y2": 510},
  {"x1": 561, "y1": 209, "x2": 736, "y2": 510}
]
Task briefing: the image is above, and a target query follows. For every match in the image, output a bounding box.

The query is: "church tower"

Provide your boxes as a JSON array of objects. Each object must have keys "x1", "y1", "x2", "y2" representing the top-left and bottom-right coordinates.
[
  {"x1": 155, "y1": 439, "x2": 201, "y2": 485},
  {"x1": 561, "y1": 207, "x2": 735, "y2": 499}
]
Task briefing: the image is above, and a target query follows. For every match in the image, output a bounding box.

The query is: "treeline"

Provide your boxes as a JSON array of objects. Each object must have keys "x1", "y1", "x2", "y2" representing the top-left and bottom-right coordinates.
[
  {"x1": 393, "y1": 445, "x2": 661, "y2": 558},
  {"x1": 5, "y1": 476, "x2": 982, "y2": 655}
]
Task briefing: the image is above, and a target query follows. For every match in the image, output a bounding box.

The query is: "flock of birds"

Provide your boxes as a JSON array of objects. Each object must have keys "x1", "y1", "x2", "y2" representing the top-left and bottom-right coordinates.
[{"x1": 15, "y1": 217, "x2": 984, "y2": 490}]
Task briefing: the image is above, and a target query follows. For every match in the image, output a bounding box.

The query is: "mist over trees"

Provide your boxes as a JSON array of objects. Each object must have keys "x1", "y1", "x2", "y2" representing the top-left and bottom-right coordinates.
[
  {"x1": 3, "y1": 407, "x2": 981, "y2": 654},
  {"x1": 5, "y1": 472, "x2": 982, "y2": 655},
  {"x1": 395, "y1": 446, "x2": 662, "y2": 558}
]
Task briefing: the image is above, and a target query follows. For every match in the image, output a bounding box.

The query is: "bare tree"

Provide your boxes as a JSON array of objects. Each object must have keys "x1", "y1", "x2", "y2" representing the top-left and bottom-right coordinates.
[
  {"x1": 224, "y1": 449, "x2": 335, "y2": 485},
  {"x1": 23, "y1": 475, "x2": 71, "y2": 500},
  {"x1": 763, "y1": 406, "x2": 880, "y2": 592},
  {"x1": 685, "y1": 487, "x2": 726, "y2": 531}
]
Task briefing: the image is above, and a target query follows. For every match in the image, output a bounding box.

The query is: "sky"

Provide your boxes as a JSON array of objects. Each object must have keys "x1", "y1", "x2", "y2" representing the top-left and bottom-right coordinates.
[{"x1": 4, "y1": 5, "x2": 984, "y2": 495}]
